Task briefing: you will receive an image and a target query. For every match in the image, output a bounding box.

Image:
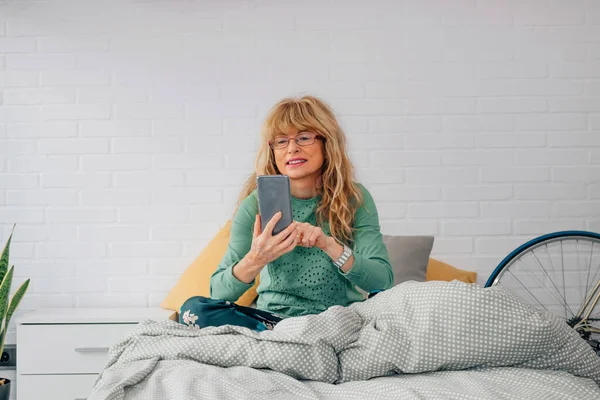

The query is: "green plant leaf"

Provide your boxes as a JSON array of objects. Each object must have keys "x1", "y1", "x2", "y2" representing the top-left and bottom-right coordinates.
[
  {"x1": 5, "y1": 278, "x2": 29, "y2": 327},
  {"x1": 0, "y1": 266, "x2": 14, "y2": 329},
  {"x1": 0, "y1": 225, "x2": 14, "y2": 285},
  {"x1": 0, "y1": 330, "x2": 4, "y2": 363}
]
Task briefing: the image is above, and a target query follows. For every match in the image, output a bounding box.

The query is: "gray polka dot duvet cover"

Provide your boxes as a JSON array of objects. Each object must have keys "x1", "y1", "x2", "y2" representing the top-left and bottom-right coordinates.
[{"x1": 88, "y1": 281, "x2": 600, "y2": 400}]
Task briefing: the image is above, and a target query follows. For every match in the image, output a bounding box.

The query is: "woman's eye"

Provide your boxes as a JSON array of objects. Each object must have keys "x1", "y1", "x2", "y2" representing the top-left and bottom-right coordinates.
[{"x1": 297, "y1": 135, "x2": 311, "y2": 142}]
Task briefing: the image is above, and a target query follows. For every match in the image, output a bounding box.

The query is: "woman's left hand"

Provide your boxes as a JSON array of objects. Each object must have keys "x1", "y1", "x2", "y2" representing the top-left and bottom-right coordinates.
[{"x1": 295, "y1": 222, "x2": 329, "y2": 250}]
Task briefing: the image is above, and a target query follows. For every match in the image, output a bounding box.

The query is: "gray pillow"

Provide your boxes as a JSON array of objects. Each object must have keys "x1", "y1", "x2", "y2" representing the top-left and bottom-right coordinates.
[{"x1": 382, "y1": 235, "x2": 435, "y2": 285}]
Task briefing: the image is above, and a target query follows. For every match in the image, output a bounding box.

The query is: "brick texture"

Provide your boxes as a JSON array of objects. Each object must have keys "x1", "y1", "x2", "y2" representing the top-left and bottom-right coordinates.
[{"x1": 1, "y1": 0, "x2": 598, "y2": 324}]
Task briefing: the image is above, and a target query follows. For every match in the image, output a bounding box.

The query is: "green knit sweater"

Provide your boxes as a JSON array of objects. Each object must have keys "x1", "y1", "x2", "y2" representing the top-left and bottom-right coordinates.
[{"x1": 209, "y1": 183, "x2": 393, "y2": 318}]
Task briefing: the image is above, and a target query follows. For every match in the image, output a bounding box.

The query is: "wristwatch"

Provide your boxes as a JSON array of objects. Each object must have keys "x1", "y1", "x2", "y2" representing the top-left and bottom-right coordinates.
[{"x1": 333, "y1": 242, "x2": 353, "y2": 269}]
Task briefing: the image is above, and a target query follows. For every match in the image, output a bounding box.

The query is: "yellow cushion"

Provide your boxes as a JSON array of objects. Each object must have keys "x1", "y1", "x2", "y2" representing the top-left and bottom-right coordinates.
[
  {"x1": 160, "y1": 220, "x2": 259, "y2": 312},
  {"x1": 426, "y1": 258, "x2": 477, "y2": 283}
]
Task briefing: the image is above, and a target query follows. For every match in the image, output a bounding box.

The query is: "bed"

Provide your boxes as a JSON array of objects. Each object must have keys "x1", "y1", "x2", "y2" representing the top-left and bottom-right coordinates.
[{"x1": 87, "y1": 280, "x2": 600, "y2": 400}]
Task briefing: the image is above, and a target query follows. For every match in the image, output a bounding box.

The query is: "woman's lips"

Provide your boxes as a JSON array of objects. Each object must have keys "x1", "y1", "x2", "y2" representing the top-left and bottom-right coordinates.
[{"x1": 286, "y1": 158, "x2": 307, "y2": 167}]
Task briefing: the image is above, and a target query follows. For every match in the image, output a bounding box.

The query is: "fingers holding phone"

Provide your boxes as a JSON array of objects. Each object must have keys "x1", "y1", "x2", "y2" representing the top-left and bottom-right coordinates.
[
  {"x1": 233, "y1": 212, "x2": 298, "y2": 284},
  {"x1": 249, "y1": 212, "x2": 299, "y2": 267}
]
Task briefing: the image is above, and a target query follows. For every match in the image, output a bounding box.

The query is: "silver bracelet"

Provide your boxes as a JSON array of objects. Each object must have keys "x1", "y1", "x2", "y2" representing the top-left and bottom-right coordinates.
[{"x1": 333, "y1": 242, "x2": 353, "y2": 269}]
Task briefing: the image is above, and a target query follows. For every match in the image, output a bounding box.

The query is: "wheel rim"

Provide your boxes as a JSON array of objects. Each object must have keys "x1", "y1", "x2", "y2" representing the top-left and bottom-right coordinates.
[{"x1": 491, "y1": 235, "x2": 600, "y2": 338}]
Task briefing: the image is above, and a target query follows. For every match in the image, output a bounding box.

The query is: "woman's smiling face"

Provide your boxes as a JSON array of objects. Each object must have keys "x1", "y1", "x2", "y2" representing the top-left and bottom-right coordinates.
[{"x1": 271, "y1": 129, "x2": 325, "y2": 183}]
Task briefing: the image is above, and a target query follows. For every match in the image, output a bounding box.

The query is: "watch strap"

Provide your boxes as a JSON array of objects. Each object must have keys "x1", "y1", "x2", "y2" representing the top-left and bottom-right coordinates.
[{"x1": 333, "y1": 242, "x2": 352, "y2": 269}]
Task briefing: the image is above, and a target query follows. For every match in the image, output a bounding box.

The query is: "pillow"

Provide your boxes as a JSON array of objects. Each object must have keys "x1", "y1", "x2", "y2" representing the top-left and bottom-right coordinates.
[
  {"x1": 426, "y1": 258, "x2": 477, "y2": 283},
  {"x1": 382, "y1": 235, "x2": 435, "y2": 285},
  {"x1": 160, "y1": 221, "x2": 259, "y2": 312}
]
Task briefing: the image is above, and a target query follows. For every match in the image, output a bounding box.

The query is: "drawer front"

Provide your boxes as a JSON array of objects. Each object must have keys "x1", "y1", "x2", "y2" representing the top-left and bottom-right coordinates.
[
  {"x1": 18, "y1": 323, "x2": 136, "y2": 374},
  {"x1": 18, "y1": 374, "x2": 98, "y2": 400}
]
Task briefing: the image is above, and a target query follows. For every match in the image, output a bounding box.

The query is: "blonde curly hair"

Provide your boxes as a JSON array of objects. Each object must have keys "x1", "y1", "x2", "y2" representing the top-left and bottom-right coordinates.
[{"x1": 235, "y1": 95, "x2": 363, "y2": 245}]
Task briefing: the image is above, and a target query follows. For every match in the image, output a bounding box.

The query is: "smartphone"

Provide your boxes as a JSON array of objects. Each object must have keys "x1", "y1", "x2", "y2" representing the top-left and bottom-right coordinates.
[{"x1": 256, "y1": 175, "x2": 293, "y2": 235}]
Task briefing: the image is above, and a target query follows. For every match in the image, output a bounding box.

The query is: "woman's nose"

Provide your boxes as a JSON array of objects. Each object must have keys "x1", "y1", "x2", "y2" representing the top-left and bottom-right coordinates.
[{"x1": 287, "y1": 139, "x2": 300, "y2": 152}]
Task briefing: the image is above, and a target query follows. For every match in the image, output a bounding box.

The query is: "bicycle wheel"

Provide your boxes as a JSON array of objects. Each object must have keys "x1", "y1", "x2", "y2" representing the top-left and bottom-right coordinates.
[{"x1": 485, "y1": 231, "x2": 600, "y2": 344}]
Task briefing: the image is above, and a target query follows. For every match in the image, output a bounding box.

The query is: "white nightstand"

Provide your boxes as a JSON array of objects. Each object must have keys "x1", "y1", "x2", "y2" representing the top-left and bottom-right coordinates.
[{"x1": 16, "y1": 307, "x2": 174, "y2": 400}]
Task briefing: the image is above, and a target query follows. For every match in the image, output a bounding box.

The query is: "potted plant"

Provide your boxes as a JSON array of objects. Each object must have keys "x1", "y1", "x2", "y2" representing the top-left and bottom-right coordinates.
[{"x1": 0, "y1": 226, "x2": 30, "y2": 400}]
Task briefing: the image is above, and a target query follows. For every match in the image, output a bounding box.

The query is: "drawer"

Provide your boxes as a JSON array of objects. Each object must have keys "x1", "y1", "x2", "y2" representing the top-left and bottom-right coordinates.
[
  {"x1": 17, "y1": 323, "x2": 136, "y2": 374},
  {"x1": 18, "y1": 374, "x2": 98, "y2": 400}
]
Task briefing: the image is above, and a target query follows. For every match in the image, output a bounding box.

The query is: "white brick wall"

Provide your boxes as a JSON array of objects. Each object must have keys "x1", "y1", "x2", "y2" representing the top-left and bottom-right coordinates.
[{"x1": 1, "y1": 0, "x2": 600, "y2": 338}]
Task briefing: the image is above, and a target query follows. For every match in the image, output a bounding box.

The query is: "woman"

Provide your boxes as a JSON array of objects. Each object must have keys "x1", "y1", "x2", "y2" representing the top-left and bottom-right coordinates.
[{"x1": 180, "y1": 95, "x2": 393, "y2": 331}]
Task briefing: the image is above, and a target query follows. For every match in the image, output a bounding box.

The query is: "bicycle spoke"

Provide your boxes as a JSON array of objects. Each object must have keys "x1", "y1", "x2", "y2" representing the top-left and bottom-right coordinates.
[
  {"x1": 587, "y1": 261, "x2": 600, "y2": 294},
  {"x1": 544, "y1": 243, "x2": 566, "y2": 320},
  {"x1": 516, "y1": 258, "x2": 571, "y2": 316},
  {"x1": 561, "y1": 240, "x2": 566, "y2": 317},
  {"x1": 577, "y1": 240, "x2": 583, "y2": 310},
  {"x1": 506, "y1": 269, "x2": 549, "y2": 313},
  {"x1": 581, "y1": 242, "x2": 600, "y2": 322},
  {"x1": 585, "y1": 255, "x2": 600, "y2": 303},
  {"x1": 529, "y1": 251, "x2": 575, "y2": 317},
  {"x1": 549, "y1": 245, "x2": 561, "y2": 285}
]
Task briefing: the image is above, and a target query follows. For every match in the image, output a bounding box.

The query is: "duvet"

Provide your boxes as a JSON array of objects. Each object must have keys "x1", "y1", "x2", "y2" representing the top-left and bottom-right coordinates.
[{"x1": 88, "y1": 281, "x2": 600, "y2": 400}]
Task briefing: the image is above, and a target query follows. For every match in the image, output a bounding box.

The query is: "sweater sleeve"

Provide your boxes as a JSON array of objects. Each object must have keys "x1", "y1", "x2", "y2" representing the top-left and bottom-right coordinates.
[
  {"x1": 209, "y1": 192, "x2": 258, "y2": 302},
  {"x1": 338, "y1": 184, "x2": 394, "y2": 293}
]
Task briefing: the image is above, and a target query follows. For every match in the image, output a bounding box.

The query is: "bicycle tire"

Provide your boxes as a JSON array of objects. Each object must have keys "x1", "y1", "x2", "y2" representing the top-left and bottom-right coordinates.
[{"x1": 485, "y1": 230, "x2": 600, "y2": 288}]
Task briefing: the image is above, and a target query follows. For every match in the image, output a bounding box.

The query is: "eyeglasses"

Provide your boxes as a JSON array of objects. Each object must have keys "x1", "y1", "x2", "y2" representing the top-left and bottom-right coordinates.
[{"x1": 268, "y1": 132, "x2": 324, "y2": 150}]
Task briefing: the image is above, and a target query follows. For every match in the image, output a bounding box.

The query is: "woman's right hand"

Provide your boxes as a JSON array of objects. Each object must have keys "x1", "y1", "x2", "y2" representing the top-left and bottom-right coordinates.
[{"x1": 232, "y1": 212, "x2": 298, "y2": 283}]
